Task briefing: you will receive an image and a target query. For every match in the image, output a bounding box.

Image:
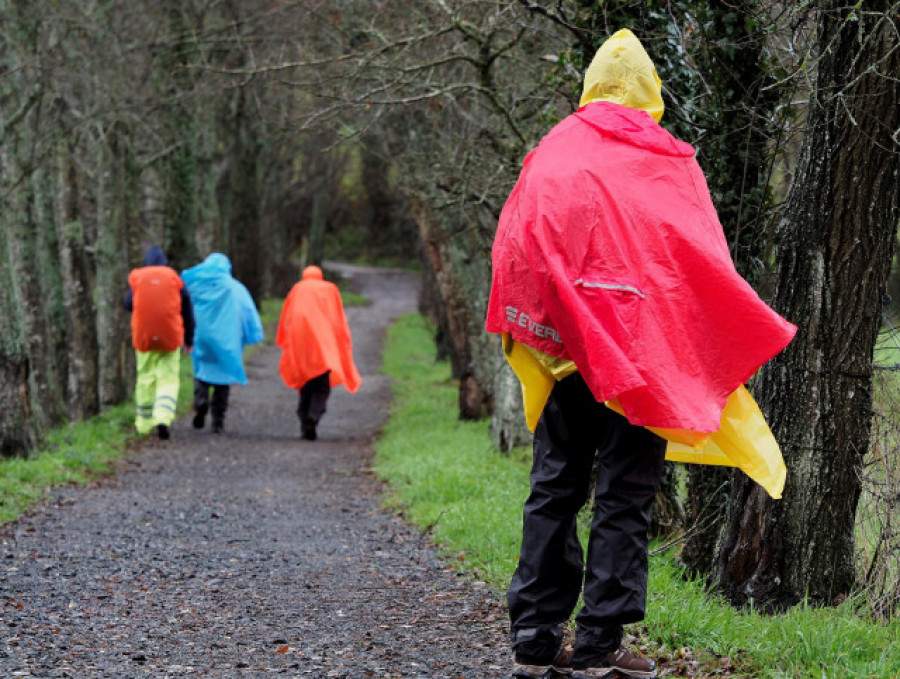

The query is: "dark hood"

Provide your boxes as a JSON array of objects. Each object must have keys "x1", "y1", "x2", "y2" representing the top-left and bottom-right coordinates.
[{"x1": 143, "y1": 246, "x2": 169, "y2": 266}]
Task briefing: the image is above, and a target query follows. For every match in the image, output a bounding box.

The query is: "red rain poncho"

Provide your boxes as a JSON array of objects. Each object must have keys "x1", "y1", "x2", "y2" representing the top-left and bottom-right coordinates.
[
  {"x1": 276, "y1": 266, "x2": 361, "y2": 393},
  {"x1": 485, "y1": 101, "x2": 796, "y2": 433}
]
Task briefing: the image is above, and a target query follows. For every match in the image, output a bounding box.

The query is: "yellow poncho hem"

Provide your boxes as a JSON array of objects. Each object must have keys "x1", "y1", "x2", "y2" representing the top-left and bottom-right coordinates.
[{"x1": 502, "y1": 334, "x2": 786, "y2": 499}]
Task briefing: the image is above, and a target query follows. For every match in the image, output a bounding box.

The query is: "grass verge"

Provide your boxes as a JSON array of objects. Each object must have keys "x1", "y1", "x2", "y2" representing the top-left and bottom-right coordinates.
[
  {"x1": 375, "y1": 312, "x2": 900, "y2": 678},
  {"x1": 0, "y1": 403, "x2": 134, "y2": 525}
]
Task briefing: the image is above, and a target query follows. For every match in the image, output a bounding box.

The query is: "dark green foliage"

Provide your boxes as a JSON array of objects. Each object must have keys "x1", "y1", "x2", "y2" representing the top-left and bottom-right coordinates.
[{"x1": 682, "y1": 3, "x2": 787, "y2": 285}]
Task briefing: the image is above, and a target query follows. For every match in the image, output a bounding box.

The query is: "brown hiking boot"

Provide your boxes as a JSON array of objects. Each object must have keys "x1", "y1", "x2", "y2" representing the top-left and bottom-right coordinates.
[
  {"x1": 571, "y1": 645, "x2": 656, "y2": 678},
  {"x1": 512, "y1": 645, "x2": 573, "y2": 678}
]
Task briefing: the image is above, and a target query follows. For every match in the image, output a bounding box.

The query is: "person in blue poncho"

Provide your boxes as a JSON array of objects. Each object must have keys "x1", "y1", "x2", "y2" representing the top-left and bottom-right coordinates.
[{"x1": 181, "y1": 254, "x2": 264, "y2": 433}]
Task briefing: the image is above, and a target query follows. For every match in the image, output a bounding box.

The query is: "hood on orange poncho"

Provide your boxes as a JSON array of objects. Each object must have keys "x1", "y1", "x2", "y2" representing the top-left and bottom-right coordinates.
[{"x1": 276, "y1": 266, "x2": 361, "y2": 393}]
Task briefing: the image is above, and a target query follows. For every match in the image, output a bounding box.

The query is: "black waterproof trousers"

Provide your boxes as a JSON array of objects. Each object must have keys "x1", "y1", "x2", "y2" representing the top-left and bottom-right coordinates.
[
  {"x1": 297, "y1": 371, "x2": 331, "y2": 438},
  {"x1": 194, "y1": 379, "x2": 230, "y2": 426},
  {"x1": 507, "y1": 372, "x2": 666, "y2": 666}
]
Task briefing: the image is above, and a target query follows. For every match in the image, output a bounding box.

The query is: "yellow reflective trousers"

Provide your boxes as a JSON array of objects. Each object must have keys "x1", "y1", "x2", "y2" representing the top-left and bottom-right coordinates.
[{"x1": 134, "y1": 350, "x2": 181, "y2": 434}]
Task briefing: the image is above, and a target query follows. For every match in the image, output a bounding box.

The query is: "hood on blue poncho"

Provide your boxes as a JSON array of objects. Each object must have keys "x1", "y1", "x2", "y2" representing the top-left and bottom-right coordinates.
[
  {"x1": 143, "y1": 245, "x2": 169, "y2": 266},
  {"x1": 182, "y1": 253, "x2": 264, "y2": 385},
  {"x1": 197, "y1": 252, "x2": 231, "y2": 275}
]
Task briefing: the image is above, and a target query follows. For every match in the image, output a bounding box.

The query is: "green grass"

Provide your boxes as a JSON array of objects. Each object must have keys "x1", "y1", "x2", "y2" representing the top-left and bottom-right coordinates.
[
  {"x1": 341, "y1": 290, "x2": 368, "y2": 307},
  {"x1": 0, "y1": 351, "x2": 195, "y2": 525},
  {"x1": 375, "y1": 312, "x2": 900, "y2": 678},
  {"x1": 376, "y1": 313, "x2": 532, "y2": 584},
  {"x1": 0, "y1": 402, "x2": 134, "y2": 524},
  {"x1": 257, "y1": 297, "x2": 285, "y2": 347}
]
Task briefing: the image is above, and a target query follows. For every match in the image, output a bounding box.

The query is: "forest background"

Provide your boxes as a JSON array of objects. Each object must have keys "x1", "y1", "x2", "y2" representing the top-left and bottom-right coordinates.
[{"x1": 1, "y1": 0, "x2": 899, "y2": 636}]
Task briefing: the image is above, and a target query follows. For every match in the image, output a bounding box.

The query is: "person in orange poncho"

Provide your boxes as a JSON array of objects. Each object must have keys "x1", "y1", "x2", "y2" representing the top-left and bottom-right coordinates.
[
  {"x1": 486, "y1": 30, "x2": 795, "y2": 679},
  {"x1": 276, "y1": 266, "x2": 361, "y2": 440}
]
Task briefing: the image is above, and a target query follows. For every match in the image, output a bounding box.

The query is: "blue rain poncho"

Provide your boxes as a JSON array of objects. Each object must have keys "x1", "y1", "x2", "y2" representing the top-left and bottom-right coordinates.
[{"x1": 181, "y1": 254, "x2": 264, "y2": 385}]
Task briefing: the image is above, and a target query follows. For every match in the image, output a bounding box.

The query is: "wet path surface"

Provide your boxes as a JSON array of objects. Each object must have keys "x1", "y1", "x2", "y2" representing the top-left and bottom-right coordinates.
[{"x1": 1, "y1": 265, "x2": 509, "y2": 678}]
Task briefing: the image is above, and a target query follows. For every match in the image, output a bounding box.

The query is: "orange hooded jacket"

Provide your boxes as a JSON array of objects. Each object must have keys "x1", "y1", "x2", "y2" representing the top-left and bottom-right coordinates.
[{"x1": 276, "y1": 266, "x2": 361, "y2": 393}]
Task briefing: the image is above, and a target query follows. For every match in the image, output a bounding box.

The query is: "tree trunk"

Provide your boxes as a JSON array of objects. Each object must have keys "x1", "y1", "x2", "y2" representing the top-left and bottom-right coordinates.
[
  {"x1": 417, "y1": 241, "x2": 455, "y2": 364},
  {"x1": 95, "y1": 124, "x2": 139, "y2": 407},
  {"x1": 1, "y1": 117, "x2": 66, "y2": 433},
  {"x1": 714, "y1": 3, "x2": 900, "y2": 610},
  {"x1": 54, "y1": 133, "x2": 100, "y2": 420},
  {"x1": 160, "y1": 2, "x2": 200, "y2": 272},
  {"x1": 32, "y1": 162, "x2": 69, "y2": 421},
  {"x1": 307, "y1": 191, "x2": 329, "y2": 270},
  {"x1": 490, "y1": 358, "x2": 533, "y2": 452},
  {"x1": 414, "y1": 202, "x2": 495, "y2": 420},
  {"x1": 567, "y1": 1, "x2": 783, "y2": 547},
  {"x1": 679, "y1": 0, "x2": 789, "y2": 573},
  {"x1": 162, "y1": 144, "x2": 199, "y2": 271},
  {"x1": 0, "y1": 229, "x2": 36, "y2": 458},
  {"x1": 0, "y1": 15, "x2": 44, "y2": 453},
  {"x1": 680, "y1": 466, "x2": 731, "y2": 577},
  {"x1": 224, "y1": 87, "x2": 263, "y2": 304}
]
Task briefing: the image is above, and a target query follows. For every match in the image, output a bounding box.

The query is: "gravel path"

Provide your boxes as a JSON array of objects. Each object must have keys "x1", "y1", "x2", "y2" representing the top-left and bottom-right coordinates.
[{"x1": 0, "y1": 265, "x2": 510, "y2": 678}]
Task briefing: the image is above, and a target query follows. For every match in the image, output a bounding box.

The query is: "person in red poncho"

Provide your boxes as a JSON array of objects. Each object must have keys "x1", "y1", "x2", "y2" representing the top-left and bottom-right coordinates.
[
  {"x1": 276, "y1": 265, "x2": 361, "y2": 441},
  {"x1": 486, "y1": 30, "x2": 796, "y2": 679}
]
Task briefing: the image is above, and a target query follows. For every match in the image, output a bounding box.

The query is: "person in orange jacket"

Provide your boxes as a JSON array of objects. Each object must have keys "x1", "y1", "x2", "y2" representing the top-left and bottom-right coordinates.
[
  {"x1": 276, "y1": 265, "x2": 361, "y2": 440},
  {"x1": 123, "y1": 246, "x2": 194, "y2": 440}
]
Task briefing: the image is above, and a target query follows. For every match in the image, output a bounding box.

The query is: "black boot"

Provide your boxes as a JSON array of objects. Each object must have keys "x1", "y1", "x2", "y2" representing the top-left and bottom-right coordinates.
[
  {"x1": 301, "y1": 419, "x2": 317, "y2": 441},
  {"x1": 193, "y1": 404, "x2": 208, "y2": 429},
  {"x1": 210, "y1": 385, "x2": 229, "y2": 434}
]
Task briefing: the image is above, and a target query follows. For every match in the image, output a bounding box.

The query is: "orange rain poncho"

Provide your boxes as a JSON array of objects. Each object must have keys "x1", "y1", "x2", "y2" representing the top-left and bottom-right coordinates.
[
  {"x1": 128, "y1": 265, "x2": 185, "y2": 352},
  {"x1": 485, "y1": 29, "x2": 796, "y2": 498},
  {"x1": 276, "y1": 266, "x2": 361, "y2": 393}
]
